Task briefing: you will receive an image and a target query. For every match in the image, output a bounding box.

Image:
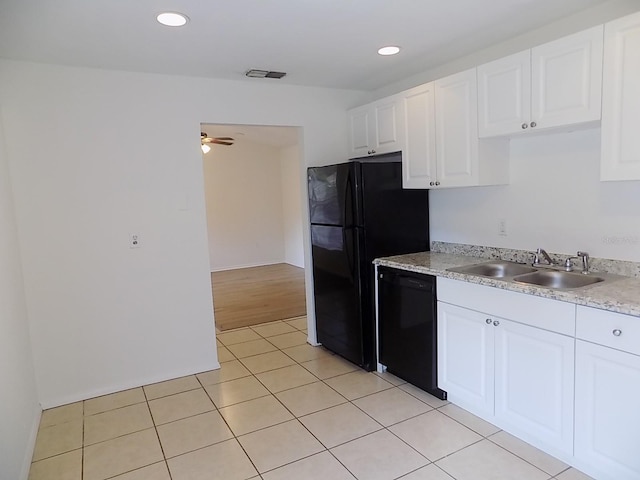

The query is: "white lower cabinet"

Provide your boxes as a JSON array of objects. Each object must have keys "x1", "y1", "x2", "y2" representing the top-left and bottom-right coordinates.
[
  {"x1": 438, "y1": 299, "x2": 575, "y2": 457},
  {"x1": 437, "y1": 279, "x2": 640, "y2": 479},
  {"x1": 437, "y1": 303, "x2": 494, "y2": 417},
  {"x1": 494, "y1": 319, "x2": 574, "y2": 455},
  {"x1": 575, "y1": 341, "x2": 640, "y2": 480},
  {"x1": 574, "y1": 306, "x2": 640, "y2": 480}
]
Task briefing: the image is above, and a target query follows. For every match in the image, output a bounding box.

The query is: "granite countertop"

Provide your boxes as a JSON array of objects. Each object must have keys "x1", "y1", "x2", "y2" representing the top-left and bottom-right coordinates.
[{"x1": 375, "y1": 251, "x2": 640, "y2": 318}]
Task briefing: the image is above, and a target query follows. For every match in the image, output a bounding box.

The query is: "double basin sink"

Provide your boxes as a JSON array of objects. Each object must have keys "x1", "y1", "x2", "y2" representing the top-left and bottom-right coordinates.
[{"x1": 447, "y1": 260, "x2": 605, "y2": 289}]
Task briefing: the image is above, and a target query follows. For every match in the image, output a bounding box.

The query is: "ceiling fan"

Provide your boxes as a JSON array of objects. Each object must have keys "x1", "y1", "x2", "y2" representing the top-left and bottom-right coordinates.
[{"x1": 201, "y1": 132, "x2": 234, "y2": 153}]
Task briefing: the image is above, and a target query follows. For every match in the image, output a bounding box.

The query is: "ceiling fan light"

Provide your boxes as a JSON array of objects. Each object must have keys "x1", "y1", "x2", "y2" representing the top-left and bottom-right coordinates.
[
  {"x1": 201, "y1": 143, "x2": 211, "y2": 154},
  {"x1": 157, "y1": 12, "x2": 189, "y2": 27}
]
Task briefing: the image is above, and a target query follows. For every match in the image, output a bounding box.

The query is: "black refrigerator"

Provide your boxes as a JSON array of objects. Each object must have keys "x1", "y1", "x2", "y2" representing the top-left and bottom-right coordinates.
[{"x1": 307, "y1": 152, "x2": 429, "y2": 370}]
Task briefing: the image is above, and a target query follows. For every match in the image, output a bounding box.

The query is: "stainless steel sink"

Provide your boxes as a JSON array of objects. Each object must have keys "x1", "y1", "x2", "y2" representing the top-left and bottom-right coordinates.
[
  {"x1": 513, "y1": 270, "x2": 604, "y2": 289},
  {"x1": 447, "y1": 260, "x2": 538, "y2": 278}
]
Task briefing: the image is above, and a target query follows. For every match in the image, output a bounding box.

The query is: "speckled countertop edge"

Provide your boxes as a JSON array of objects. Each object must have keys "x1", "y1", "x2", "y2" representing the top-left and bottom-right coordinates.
[{"x1": 374, "y1": 251, "x2": 640, "y2": 318}]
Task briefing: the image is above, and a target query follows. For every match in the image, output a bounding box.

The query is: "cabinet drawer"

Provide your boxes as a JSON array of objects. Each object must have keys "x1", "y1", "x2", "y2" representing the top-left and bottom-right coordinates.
[
  {"x1": 576, "y1": 306, "x2": 640, "y2": 356},
  {"x1": 438, "y1": 278, "x2": 575, "y2": 336}
]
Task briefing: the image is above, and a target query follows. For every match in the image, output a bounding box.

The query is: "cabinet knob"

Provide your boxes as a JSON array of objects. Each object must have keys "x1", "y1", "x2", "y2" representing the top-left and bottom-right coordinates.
[
  {"x1": 429, "y1": 181, "x2": 435, "y2": 186},
  {"x1": 521, "y1": 123, "x2": 528, "y2": 129},
  {"x1": 435, "y1": 181, "x2": 441, "y2": 186},
  {"x1": 612, "y1": 329, "x2": 622, "y2": 337},
  {"x1": 530, "y1": 121, "x2": 537, "y2": 128},
  {"x1": 370, "y1": 149, "x2": 376, "y2": 154},
  {"x1": 493, "y1": 320, "x2": 500, "y2": 326},
  {"x1": 486, "y1": 318, "x2": 492, "y2": 324}
]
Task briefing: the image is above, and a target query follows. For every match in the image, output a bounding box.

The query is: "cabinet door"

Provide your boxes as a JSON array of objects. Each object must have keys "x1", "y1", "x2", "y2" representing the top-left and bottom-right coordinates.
[
  {"x1": 437, "y1": 302, "x2": 494, "y2": 417},
  {"x1": 531, "y1": 25, "x2": 603, "y2": 130},
  {"x1": 372, "y1": 97, "x2": 403, "y2": 155},
  {"x1": 402, "y1": 83, "x2": 437, "y2": 188},
  {"x1": 601, "y1": 11, "x2": 640, "y2": 181},
  {"x1": 494, "y1": 319, "x2": 575, "y2": 456},
  {"x1": 348, "y1": 105, "x2": 372, "y2": 158},
  {"x1": 477, "y1": 50, "x2": 531, "y2": 137},
  {"x1": 435, "y1": 69, "x2": 479, "y2": 187},
  {"x1": 575, "y1": 340, "x2": 640, "y2": 480}
]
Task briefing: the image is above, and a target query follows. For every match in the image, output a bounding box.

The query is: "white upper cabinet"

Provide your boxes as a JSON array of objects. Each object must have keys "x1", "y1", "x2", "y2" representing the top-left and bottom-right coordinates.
[
  {"x1": 403, "y1": 69, "x2": 509, "y2": 189},
  {"x1": 435, "y1": 69, "x2": 480, "y2": 187},
  {"x1": 478, "y1": 50, "x2": 531, "y2": 137},
  {"x1": 348, "y1": 96, "x2": 404, "y2": 158},
  {"x1": 532, "y1": 26, "x2": 603, "y2": 129},
  {"x1": 402, "y1": 83, "x2": 437, "y2": 188},
  {"x1": 601, "y1": 11, "x2": 640, "y2": 181},
  {"x1": 478, "y1": 25, "x2": 603, "y2": 137}
]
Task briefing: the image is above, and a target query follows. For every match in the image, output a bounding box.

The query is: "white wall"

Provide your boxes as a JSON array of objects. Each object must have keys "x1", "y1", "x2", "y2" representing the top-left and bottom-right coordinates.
[
  {"x1": 0, "y1": 114, "x2": 41, "y2": 480},
  {"x1": 430, "y1": 129, "x2": 640, "y2": 262},
  {"x1": 204, "y1": 140, "x2": 287, "y2": 271},
  {"x1": 0, "y1": 59, "x2": 364, "y2": 407},
  {"x1": 281, "y1": 144, "x2": 305, "y2": 268}
]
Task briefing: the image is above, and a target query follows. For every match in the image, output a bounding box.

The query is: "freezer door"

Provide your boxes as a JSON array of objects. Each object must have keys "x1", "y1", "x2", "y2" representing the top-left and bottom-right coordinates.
[
  {"x1": 310, "y1": 224, "x2": 371, "y2": 368},
  {"x1": 308, "y1": 163, "x2": 362, "y2": 227}
]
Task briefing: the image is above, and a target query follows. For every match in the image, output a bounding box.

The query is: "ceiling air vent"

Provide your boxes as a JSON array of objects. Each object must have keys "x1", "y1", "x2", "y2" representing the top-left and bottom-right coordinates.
[{"x1": 245, "y1": 69, "x2": 287, "y2": 79}]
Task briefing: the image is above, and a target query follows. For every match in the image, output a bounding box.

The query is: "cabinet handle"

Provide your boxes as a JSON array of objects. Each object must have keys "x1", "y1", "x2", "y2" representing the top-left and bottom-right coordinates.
[
  {"x1": 485, "y1": 318, "x2": 492, "y2": 324},
  {"x1": 530, "y1": 121, "x2": 537, "y2": 128},
  {"x1": 493, "y1": 320, "x2": 500, "y2": 326},
  {"x1": 521, "y1": 123, "x2": 528, "y2": 129},
  {"x1": 435, "y1": 181, "x2": 441, "y2": 186},
  {"x1": 612, "y1": 329, "x2": 622, "y2": 337}
]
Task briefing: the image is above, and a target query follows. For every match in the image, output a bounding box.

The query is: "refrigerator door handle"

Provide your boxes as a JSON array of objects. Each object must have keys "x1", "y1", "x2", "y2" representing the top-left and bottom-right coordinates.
[{"x1": 342, "y1": 227, "x2": 354, "y2": 276}]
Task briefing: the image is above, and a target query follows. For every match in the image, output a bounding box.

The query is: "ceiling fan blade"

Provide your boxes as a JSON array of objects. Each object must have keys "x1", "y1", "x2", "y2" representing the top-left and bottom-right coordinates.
[
  {"x1": 211, "y1": 139, "x2": 234, "y2": 145},
  {"x1": 214, "y1": 137, "x2": 234, "y2": 141}
]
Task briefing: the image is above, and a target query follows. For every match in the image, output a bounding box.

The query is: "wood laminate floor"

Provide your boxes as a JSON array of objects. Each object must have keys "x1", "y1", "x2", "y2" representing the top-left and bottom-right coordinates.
[{"x1": 211, "y1": 263, "x2": 307, "y2": 331}]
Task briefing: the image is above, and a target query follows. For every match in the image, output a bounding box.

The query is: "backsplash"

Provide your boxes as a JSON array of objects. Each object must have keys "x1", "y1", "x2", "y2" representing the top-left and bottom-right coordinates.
[{"x1": 431, "y1": 241, "x2": 640, "y2": 279}]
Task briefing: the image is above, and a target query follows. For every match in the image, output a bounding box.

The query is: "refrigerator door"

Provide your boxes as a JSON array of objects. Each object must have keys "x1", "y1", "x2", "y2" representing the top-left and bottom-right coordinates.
[
  {"x1": 308, "y1": 163, "x2": 362, "y2": 227},
  {"x1": 359, "y1": 160, "x2": 429, "y2": 264},
  {"x1": 310, "y1": 224, "x2": 369, "y2": 368}
]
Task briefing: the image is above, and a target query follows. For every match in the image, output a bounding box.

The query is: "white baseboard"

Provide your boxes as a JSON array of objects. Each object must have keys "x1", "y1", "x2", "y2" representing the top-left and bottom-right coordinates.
[
  {"x1": 39, "y1": 361, "x2": 220, "y2": 409},
  {"x1": 210, "y1": 261, "x2": 283, "y2": 273}
]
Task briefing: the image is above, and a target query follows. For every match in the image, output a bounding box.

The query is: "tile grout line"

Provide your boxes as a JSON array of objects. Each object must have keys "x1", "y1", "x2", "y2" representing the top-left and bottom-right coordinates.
[
  {"x1": 141, "y1": 386, "x2": 174, "y2": 480},
  {"x1": 245, "y1": 338, "x2": 357, "y2": 478},
  {"x1": 198, "y1": 360, "x2": 290, "y2": 478},
  {"x1": 218, "y1": 322, "x2": 387, "y2": 478},
  {"x1": 33, "y1": 319, "x2": 584, "y2": 480}
]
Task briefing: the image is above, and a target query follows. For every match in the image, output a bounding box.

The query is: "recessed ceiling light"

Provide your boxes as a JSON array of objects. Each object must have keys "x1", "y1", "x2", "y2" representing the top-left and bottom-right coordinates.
[
  {"x1": 378, "y1": 46, "x2": 401, "y2": 56},
  {"x1": 156, "y1": 12, "x2": 189, "y2": 27}
]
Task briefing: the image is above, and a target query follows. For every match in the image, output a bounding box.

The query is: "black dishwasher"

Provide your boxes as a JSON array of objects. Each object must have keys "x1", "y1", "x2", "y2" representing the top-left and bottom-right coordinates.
[{"x1": 378, "y1": 266, "x2": 447, "y2": 400}]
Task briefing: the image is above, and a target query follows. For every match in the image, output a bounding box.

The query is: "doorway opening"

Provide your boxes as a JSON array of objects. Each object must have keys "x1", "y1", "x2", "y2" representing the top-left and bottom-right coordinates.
[{"x1": 201, "y1": 123, "x2": 307, "y2": 332}]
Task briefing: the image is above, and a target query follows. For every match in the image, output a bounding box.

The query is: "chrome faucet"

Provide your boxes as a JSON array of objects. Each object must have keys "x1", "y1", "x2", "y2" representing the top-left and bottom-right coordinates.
[
  {"x1": 533, "y1": 248, "x2": 555, "y2": 266},
  {"x1": 577, "y1": 251, "x2": 590, "y2": 274}
]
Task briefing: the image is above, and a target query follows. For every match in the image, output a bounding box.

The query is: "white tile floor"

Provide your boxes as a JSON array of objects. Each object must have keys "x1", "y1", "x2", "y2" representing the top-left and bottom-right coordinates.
[{"x1": 29, "y1": 317, "x2": 595, "y2": 480}]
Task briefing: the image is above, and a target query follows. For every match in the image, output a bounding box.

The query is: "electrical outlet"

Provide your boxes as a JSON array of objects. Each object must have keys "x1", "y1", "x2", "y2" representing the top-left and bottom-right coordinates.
[
  {"x1": 129, "y1": 233, "x2": 142, "y2": 248},
  {"x1": 498, "y1": 219, "x2": 507, "y2": 236}
]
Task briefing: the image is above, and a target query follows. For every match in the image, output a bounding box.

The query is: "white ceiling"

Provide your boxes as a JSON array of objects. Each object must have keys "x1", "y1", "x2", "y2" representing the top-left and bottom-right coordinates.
[{"x1": 0, "y1": 0, "x2": 609, "y2": 91}]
